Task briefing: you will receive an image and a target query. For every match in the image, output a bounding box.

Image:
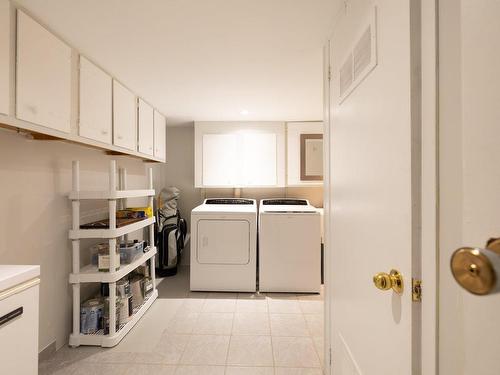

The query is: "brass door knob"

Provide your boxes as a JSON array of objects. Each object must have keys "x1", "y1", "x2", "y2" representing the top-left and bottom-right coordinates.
[
  {"x1": 451, "y1": 238, "x2": 500, "y2": 295},
  {"x1": 373, "y1": 269, "x2": 404, "y2": 294}
]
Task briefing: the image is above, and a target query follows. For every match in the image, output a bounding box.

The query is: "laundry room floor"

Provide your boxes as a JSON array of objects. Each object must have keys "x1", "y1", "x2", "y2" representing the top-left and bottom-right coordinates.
[{"x1": 39, "y1": 266, "x2": 325, "y2": 375}]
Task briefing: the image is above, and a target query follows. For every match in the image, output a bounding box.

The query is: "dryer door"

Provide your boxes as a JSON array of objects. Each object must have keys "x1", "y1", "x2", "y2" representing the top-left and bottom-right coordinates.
[{"x1": 197, "y1": 219, "x2": 250, "y2": 264}]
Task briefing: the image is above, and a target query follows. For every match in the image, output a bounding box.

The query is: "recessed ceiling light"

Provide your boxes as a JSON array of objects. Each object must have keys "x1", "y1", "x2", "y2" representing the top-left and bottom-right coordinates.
[{"x1": 240, "y1": 109, "x2": 249, "y2": 116}]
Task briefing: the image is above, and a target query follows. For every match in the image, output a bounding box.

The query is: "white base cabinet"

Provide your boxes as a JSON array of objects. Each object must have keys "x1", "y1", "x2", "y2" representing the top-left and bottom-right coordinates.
[
  {"x1": 0, "y1": 1, "x2": 10, "y2": 115},
  {"x1": 0, "y1": 266, "x2": 40, "y2": 375},
  {"x1": 16, "y1": 10, "x2": 71, "y2": 133}
]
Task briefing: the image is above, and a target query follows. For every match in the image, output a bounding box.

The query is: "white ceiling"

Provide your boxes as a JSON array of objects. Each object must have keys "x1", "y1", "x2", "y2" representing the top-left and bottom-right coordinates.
[{"x1": 17, "y1": 0, "x2": 340, "y2": 126}]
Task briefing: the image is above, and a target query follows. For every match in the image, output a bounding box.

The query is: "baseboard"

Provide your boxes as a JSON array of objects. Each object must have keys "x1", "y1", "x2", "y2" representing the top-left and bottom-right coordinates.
[{"x1": 38, "y1": 341, "x2": 56, "y2": 361}]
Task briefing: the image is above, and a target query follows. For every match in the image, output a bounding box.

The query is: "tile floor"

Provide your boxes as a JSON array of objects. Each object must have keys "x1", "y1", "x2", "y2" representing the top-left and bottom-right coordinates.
[{"x1": 39, "y1": 266, "x2": 325, "y2": 375}]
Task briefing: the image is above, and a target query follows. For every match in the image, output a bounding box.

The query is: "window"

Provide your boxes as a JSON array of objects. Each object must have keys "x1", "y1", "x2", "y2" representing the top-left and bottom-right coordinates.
[{"x1": 195, "y1": 122, "x2": 285, "y2": 187}]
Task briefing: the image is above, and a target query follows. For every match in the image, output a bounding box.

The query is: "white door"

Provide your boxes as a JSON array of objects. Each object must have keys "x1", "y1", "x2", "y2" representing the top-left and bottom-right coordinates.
[
  {"x1": 16, "y1": 10, "x2": 71, "y2": 133},
  {"x1": 439, "y1": 1, "x2": 500, "y2": 374},
  {"x1": 79, "y1": 57, "x2": 112, "y2": 144},
  {"x1": 153, "y1": 110, "x2": 166, "y2": 160},
  {"x1": 327, "y1": 1, "x2": 418, "y2": 373},
  {"x1": 0, "y1": 1, "x2": 10, "y2": 115},
  {"x1": 138, "y1": 98, "x2": 154, "y2": 155},
  {"x1": 113, "y1": 80, "x2": 137, "y2": 151}
]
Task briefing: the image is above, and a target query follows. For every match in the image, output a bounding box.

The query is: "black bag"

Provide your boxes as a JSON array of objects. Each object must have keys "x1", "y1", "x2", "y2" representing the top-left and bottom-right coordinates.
[{"x1": 156, "y1": 209, "x2": 187, "y2": 277}]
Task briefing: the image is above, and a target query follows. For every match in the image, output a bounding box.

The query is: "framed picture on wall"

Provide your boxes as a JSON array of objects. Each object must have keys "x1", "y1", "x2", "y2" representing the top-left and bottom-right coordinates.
[{"x1": 300, "y1": 134, "x2": 323, "y2": 181}]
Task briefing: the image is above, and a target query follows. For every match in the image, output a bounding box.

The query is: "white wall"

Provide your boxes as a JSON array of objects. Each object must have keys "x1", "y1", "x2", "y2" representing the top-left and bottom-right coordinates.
[{"x1": 0, "y1": 128, "x2": 158, "y2": 353}]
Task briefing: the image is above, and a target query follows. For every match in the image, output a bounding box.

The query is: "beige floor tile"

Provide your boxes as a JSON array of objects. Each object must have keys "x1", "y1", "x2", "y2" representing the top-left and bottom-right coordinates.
[
  {"x1": 71, "y1": 363, "x2": 129, "y2": 375},
  {"x1": 272, "y1": 337, "x2": 320, "y2": 368},
  {"x1": 235, "y1": 298, "x2": 268, "y2": 313},
  {"x1": 154, "y1": 334, "x2": 191, "y2": 364},
  {"x1": 166, "y1": 312, "x2": 200, "y2": 334},
  {"x1": 207, "y1": 292, "x2": 238, "y2": 299},
  {"x1": 82, "y1": 350, "x2": 137, "y2": 364},
  {"x1": 42, "y1": 346, "x2": 101, "y2": 366},
  {"x1": 296, "y1": 293, "x2": 323, "y2": 301},
  {"x1": 304, "y1": 314, "x2": 324, "y2": 337},
  {"x1": 267, "y1": 296, "x2": 301, "y2": 314},
  {"x1": 38, "y1": 361, "x2": 79, "y2": 375},
  {"x1": 226, "y1": 335, "x2": 273, "y2": 366},
  {"x1": 225, "y1": 366, "x2": 274, "y2": 375},
  {"x1": 232, "y1": 312, "x2": 270, "y2": 335},
  {"x1": 180, "y1": 335, "x2": 230, "y2": 365},
  {"x1": 275, "y1": 368, "x2": 324, "y2": 375},
  {"x1": 270, "y1": 314, "x2": 309, "y2": 336},
  {"x1": 177, "y1": 299, "x2": 206, "y2": 313},
  {"x1": 193, "y1": 312, "x2": 234, "y2": 334},
  {"x1": 134, "y1": 352, "x2": 168, "y2": 365},
  {"x1": 237, "y1": 292, "x2": 266, "y2": 300},
  {"x1": 202, "y1": 298, "x2": 237, "y2": 313},
  {"x1": 186, "y1": 291, "x2": 209, "y2": 299},
  {"x1": 298, "y1": 300, "x2": 324, "y2": 314},
  {"x1": 174, "y1": 365, "x2": 225, "y2": 375},
  {"x1": 313, "y1": 336, "x2": 325, "y2": 366},
  {"x1": 123, "y1": 363, "x2": 176, "y2": 375}
]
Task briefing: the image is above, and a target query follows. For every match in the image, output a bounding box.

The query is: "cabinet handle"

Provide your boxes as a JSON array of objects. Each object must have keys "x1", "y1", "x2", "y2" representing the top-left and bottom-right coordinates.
[
  {"x1": 117, "y1": 135, "x2": 123, "y2": 140},
  {"x1": 101, "y1": 130, "x2": 108, "y2": 135},
  {"x1": 0, "y1": 307, "x2": 23, "y2": 328}
]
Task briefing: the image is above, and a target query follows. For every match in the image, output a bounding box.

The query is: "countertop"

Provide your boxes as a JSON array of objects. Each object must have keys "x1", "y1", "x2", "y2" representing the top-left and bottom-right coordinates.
[{"x1": 0, "y1": 265, "x2": 40, "y2": 293}]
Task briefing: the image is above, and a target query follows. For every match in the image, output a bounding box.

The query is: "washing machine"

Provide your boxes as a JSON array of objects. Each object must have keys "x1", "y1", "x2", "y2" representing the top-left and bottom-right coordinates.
[
  {"x1": 190, "y1": 198, "x2": 257, "y2": 292},
  {"x1": 259, "y1": 198, "x2": 321, "y2": 293}
]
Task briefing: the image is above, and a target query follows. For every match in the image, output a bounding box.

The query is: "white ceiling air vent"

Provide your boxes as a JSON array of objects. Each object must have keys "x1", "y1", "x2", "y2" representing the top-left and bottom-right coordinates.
[
  {"x1": 338, "y1": 6, "x2": 377, "y2": 104},
  {"x1": 353, "y1": 27, "x2": 372, "y2": 80},
  {"x1": 340, "y1": 54, "x2": 353, "y2": 98}
]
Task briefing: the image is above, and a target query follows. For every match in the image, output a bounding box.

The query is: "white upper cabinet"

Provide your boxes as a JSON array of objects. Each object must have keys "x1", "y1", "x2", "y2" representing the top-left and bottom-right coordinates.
[
  {"x1": 202, "y1": 133, "x2": 277, "y2": 187},
  {"x1": 113, "y1": 80, "x2": 136, "y2": 151},
  {"x1": 0, "y1": 1, "x2": 10, "y2": 115},
  {"x1": 202, "y1": 134, "x2": 239, "y2": 186},
  {"x1": 79, "y1": 57, "x2": 112, "y2": 144},
  {"x1": 16, "y1": 10, "x2": 71, "y2": 132},
  {"x1": 153, "y1": 110, "x2": 166, "y2": 160},
  {"x1": 241, "y1": 133, "x2": 277, "y2": 186},
  {"x1": 138, "y1": 99, "x2": 154, "y2": 156}
]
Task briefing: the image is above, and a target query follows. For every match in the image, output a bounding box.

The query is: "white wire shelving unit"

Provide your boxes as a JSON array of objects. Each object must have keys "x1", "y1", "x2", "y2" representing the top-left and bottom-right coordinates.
[{"x1": 68, "y1": 160, "x2": 158, "y2": 348}]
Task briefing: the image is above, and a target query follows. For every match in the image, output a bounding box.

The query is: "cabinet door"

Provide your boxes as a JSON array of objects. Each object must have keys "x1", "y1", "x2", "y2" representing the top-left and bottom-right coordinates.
[
  {"x1": 0, "y1": 1, "x2": 9, "y2": 115},
  {"x1": 0, "y1": 284, "x2": 39, "y2": 375},
  {"x1": 113, "y1": 80, "x2": 136, "y2": 151},
  {"x1": 138, "y1": 99, "x2": 154, "y2": 155},
  {"x1": 16, "y1": 10, "x2": 71, "y2": 132},
  {"x1": 153, "y1": 110, "x2": 166, "y2": 160},
  {"x1": 241, "y1": 133, "x2": 277, "y2": 186},
  {"x1": 202, "y1": 134, "x2": 239, "y2": 186},
  {"x1": 79, "y1": 57, "x2": 112, "y2": 144}
]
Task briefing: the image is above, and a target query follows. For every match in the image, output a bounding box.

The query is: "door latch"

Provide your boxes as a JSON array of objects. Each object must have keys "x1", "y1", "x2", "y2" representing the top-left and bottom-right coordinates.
[{"x1": 412, "y1": 279, "x2": 422, "y2": 302}]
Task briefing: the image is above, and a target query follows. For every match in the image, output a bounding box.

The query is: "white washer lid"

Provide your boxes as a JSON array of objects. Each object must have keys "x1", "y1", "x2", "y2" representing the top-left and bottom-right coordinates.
[{"x1": 259, "y1": 198, "x2": 318, "y2": 213}]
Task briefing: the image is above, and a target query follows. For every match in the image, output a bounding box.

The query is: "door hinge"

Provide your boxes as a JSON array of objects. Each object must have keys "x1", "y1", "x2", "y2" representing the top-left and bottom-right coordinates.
[
  {"x1": 412, "y1": 278, "x2": 422, "y2": 302},
  {"x1": 329, "y1": 347, "x2": 332, "y2": 366},
  {"x1": 328, "y1": 66, "x2": 332, "y2": 81}
]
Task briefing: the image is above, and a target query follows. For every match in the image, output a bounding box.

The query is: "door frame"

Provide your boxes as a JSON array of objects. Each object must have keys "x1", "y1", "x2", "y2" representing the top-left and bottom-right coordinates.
[{"x1": 322, "y1": 0, "x2": 439, "y2": 373}]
